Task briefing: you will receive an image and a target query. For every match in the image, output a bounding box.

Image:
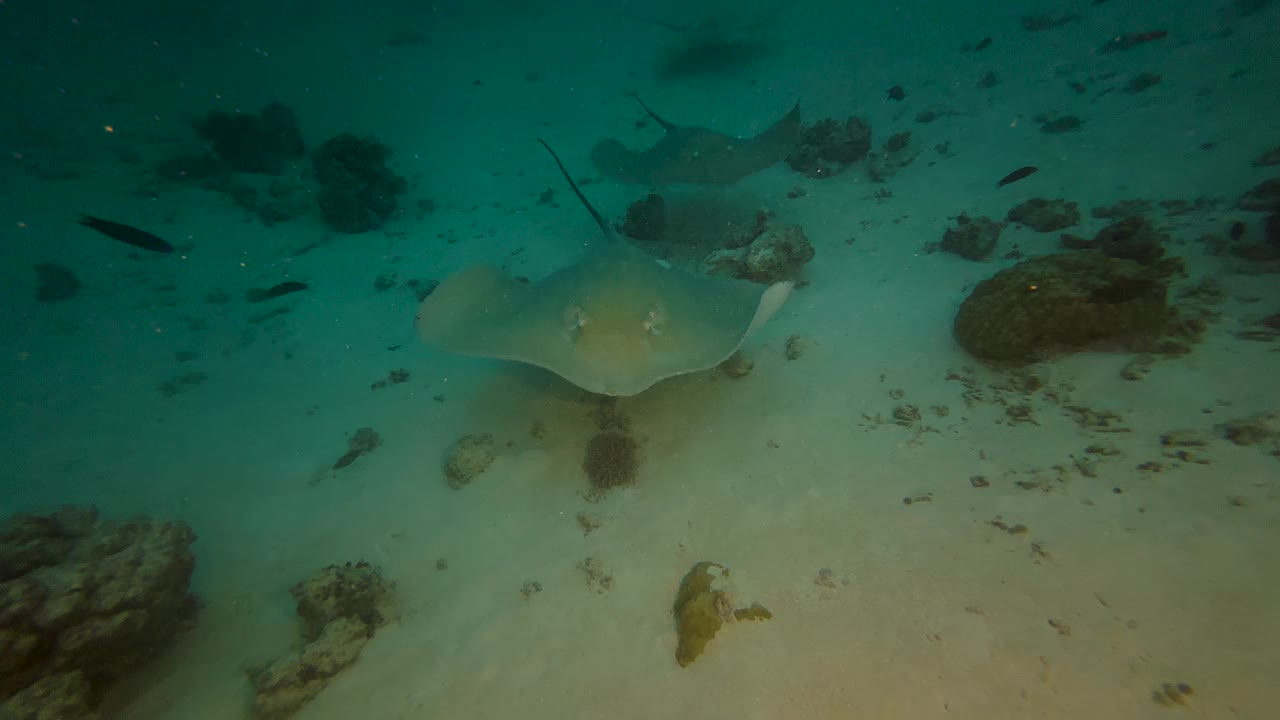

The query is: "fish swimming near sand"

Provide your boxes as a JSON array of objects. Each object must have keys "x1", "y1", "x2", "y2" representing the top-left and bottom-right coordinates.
[
  {"x1": 997, "y1": 166, "x2": 1039, "y2": 188},
  {"x1": 77, "y1": 215, "x2": 175, "y2": 253},
  {"x1": 246, "y1": 281, "x2": 308, "y2": 303}
]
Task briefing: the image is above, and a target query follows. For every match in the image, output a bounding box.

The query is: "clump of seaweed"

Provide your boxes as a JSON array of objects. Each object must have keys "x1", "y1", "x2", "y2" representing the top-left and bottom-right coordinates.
[
  {"x1": 650, "y1": 4, "x2": 779, "y2": 80},
  {"x1": 672, "y1": 561, "x2": 772, "y2": 667},
  {"x1": 312, "y1": 133, "x2": 407, "y2": 233},
  {"x1": 583, "y1": 432, "x2": 639, "y2": 490}
]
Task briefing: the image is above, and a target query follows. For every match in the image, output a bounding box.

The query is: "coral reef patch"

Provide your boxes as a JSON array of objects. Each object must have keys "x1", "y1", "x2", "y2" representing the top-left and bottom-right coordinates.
[
  {"x1": 249, "y1": 562, "x2": 392, "y2": 719},
  {"x1": 312, "y1": 133, "x2": 408, "y2": 233},
  {"x1": 0, "y1": 506, "x2": 198, "y2": 720},
  {"x1": 953, "y1": 251, "x2": 1170, "y2": 362}
]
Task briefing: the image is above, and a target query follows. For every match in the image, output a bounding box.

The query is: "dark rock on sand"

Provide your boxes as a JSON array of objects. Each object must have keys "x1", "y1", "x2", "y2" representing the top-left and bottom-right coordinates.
[
  {"x1": 867, "y1": 131, "x2": 919, "y2": 182},
  {"x1": 312, "y1": 134, "x2": 408, "y2": 234},
  {"x1": 1007, "y1": 198, "x2": 1080, "y2": 232},
  {"x1": 941, "y1": 214, "x2": 1003, "y2": 261},
  {"x1": 703, "y1": 223, "x2": 815, "y2": 283},
  {"x1": 1092, "y1": 199, "x2": 1153, "y2": 219},
  {"x1": 954, "y1": 251, "x2": 1170, "y2": 363},
  {"x1": 1062, "y1": 215, "x2": 1167, "y2": 265},
  {"x1": 786, "y1": 117, "x2": 873, "y2": 179},
  {"x1": 1238, "y1": 178, "x2": 1280, "y2": 212},
  {"x1": 0, "y1": 506, "x2": 198, "y2": 719},
  {"x1": 621, "y1": 194, "x2": 666, "y2": 241},
  {"x1": 193, "y1": 102, "x2": 305, "y2": 175}
]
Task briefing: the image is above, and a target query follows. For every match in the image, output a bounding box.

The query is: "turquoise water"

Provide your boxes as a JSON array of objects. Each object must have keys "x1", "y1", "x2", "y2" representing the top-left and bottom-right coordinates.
[{"x1": 2, "y1": 1, "x2": 1278, "y2": 718}]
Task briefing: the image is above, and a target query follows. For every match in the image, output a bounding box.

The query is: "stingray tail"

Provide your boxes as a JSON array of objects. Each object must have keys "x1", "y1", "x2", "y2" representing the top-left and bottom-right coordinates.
[
  {"x1": 537, "y1": 139, "x2": 618, "y2": 243},
  {"x1": 627, "y1": 93, "x2": 677, "y2": 131}
]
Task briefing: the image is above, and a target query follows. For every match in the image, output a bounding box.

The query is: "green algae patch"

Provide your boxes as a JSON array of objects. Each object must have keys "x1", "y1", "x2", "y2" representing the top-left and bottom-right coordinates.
[
  {"x1": 672, "y1": 561, "x2": 772, "y2": 667},
  {"x1": 733, "y1": 602, "x2": 773, "y2": 622}
]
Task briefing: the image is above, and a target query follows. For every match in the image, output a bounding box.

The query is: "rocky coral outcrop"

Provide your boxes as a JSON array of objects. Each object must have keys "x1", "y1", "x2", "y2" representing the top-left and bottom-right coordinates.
[
  {"x1": 786, "y1": 116, "x2": 873, "y2": 179},
  {"x1": 703, "y1": 223, "x2": 814, "y2": 283},
  {"x1": 953, "y1": 250, "x2": 1170, "y2": 362},
  {"x1": 1007, "y1": 198, "x2": 1079, "y2": 232},
  {"x1": 867, "y1": 131, "x2": 920, "y2": 182},
  {"x1": 192, "y1": 102, "x2": 305, "y2": 176},
  {"x1": 443, "y1": 433, "x2": 498, "y2": 489},
  {"x1": 1061, "y1": 215, "x2": 1168, "y2": 265},
  {"x1": 312, "y1": 134, "x2": 408, "y2": 233},
  {"x1": 249, "y1": 562, "x2": 392, "y2": 720},
  {"x1": 620, "y1": 193, "x2": 666, "y2": 241},
  {"x1": 1238, "y1": 178, "x2": 1280, "y2": 213},
  {"x1": 941, "y1": 214, "x2": 1003, "y2": 261},
  {"x1": 0, "y1": 506, "x2": 198, "y2": 720}
]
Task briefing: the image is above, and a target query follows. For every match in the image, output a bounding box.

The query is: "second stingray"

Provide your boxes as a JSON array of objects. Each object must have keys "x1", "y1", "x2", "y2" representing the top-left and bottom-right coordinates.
[{"x1": 590, "y1": 96, "x2": 801, "y2": 185}]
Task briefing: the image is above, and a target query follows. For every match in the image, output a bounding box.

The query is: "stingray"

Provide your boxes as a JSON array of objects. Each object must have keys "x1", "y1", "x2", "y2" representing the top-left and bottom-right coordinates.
[
  {"x1": 590, "y1": 96, "x2": 801, "y2": 185},
  {"x1": 415, "y1": 140, "x2": 792, "y2": 397}
]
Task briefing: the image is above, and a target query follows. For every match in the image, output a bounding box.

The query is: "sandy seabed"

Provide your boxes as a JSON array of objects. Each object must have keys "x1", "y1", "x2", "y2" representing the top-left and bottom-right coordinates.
[{"x1": 1, "y1": 1, "x2": 1278, "y2": 718}]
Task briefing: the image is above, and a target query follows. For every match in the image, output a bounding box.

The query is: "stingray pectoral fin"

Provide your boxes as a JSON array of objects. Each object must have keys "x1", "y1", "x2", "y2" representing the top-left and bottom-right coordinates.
[
  {"x1": 415, "y1": 264, "x2": 531, "y2": 354},
  {"x1": 754, "y1": 101, "x2": 802, "y2": 153},
  {"x1": 590, "y1": 138, "x2": 645, "y2": 183},
  {"x1": 745, "y1": 281, "x2": 793, "y2": 338}
]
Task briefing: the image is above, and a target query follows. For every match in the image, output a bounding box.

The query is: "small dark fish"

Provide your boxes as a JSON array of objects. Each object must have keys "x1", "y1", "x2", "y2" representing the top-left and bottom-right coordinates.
[
  {"x1": 1228, "y1": 221, "x2": 1246, "y2": 240},
  {"x1": 246, "y1": 281, "x2": 308, "y2": 303},
  {"x1": 1041, "y1": 116, "x2": 1084, "y2": 134},
  {"x1": 332, "y1": 449, "x2": 364, "y2": 470},
  {"x1": 1100, "y1": 30, "x2": 1168, "y2": 54},
  {"x1": 1022, "y1": 13, "x2": 1081, "y2": 32},
  {"x1": 997, "y1": 166, "x2": 1038, "y2": 188},
  {"x1": 1068, "y1": 81, "x2": 1087, "y2": 95},
  {"x1": 973, "y1": 36, "x2": 992, "y2": 52},
  {"x1": 886, "y1": 85, "x2": 906, "y2": 101},
  {"x1": 77, "y1": 215, "x2": 174, "y2": 253}
]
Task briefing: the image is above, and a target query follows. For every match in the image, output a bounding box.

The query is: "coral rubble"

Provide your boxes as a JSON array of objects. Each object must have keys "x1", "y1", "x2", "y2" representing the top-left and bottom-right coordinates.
[
  {"x1": 941, "y1": 214, "x2": 1003, "y2": 261},
  {"x1": 249, "y1": 562, "x2": 392, "y2": 720},
  {"x1": 443, "y1": 434, "x2": 497, "y2": 489},
  {"x1": 0, "y1": 506, "x2": 198, "y2": 720}
]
